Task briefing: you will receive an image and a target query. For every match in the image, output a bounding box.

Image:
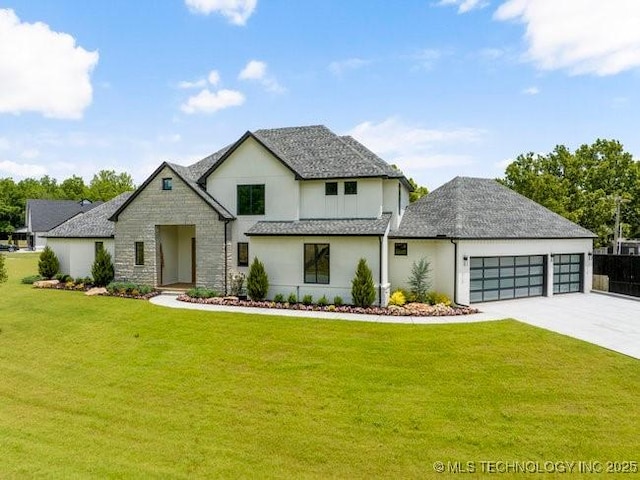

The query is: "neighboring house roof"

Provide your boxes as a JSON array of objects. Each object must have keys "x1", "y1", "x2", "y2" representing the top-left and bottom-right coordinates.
[
  {"x1": 392, "y1": 177, "x2": 597, "y2": 239},
  {"x1": 246, "y1": 213, "x2": 392, "y2": 237},
  {"x1": 26, "y1": 199, "x2": 101, "y2": 233},
  {"x1": 46, "y1": 192, "x2": 133, "y2": 238},
  {"x1": 109, "y1": 161, "x2": 234, "y2": 222},
  {"x1": 197, "y1": 125, "x2": 412, "y2": 188}
]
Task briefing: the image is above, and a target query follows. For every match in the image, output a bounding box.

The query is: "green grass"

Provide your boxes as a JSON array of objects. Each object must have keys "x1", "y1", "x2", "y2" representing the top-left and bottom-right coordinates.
[{"x1": 1, "y1": 253, "x2": 639, "y2": 478}]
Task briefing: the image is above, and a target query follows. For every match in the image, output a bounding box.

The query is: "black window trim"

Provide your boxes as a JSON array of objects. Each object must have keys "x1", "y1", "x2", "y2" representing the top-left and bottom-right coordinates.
[
  {"x1": 162, "y1": 177, "x2": 172, "y2": 191},
  {"x1": 325, "y1": 181, "x2": 338, "y2": 196},
  {"x1": 344, "y1": 181, "x2": 358, "y2": 195},
  {"x1": 134, "y1": 241, "x2": 144, "y2": 266},
  {"x1": 237, "y1": 242, "x2": 249, "y2": 267},
  {"x1": 394, "y1": 242, "x2": 408, "y2": 256},
  {"x1": 237, "y1": 184, "x2": 265, "y2": 215},
  {"x1": 304, "y1": 243, "x2": 330, "y2": 284}
]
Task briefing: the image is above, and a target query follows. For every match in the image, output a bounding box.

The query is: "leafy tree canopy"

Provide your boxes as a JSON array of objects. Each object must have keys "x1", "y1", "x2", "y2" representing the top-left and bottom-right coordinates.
[{"x1": 500, "y1": 139, "x2": 640, "y2": 246}]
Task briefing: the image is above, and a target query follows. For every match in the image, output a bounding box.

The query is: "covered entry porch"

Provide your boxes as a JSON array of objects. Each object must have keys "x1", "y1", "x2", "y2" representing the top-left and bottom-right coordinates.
[{"x1": 157, "y1": 225, "x2": 196, "y2": 288}]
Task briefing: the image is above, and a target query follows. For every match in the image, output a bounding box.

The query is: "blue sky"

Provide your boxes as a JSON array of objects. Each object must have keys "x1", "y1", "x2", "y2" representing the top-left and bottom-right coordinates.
[{"x1": 1, "y1": 0, "x2": 640, "y2": 190}]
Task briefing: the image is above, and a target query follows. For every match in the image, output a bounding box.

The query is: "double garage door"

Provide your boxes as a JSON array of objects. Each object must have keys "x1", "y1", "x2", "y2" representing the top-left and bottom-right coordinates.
[{"x1": 470, "y1": 254, "x2": 583, "y2": 303}]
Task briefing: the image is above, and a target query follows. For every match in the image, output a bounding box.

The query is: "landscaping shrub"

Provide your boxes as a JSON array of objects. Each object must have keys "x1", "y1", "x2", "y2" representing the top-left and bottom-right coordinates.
[
  {"x1": 427, "y1": 291, "x2": 452, "y2": 306},
  {"x1": 388, "y1": 289, "x2": 406, "y2": 306},
  {"x1": 287, "y1": 292, "x2": 297, "y2": 304},
  {"x1": 38, "y1": 247, "x2": 59, "y2": 279},
  {"x1": 246, "y1": 257, "x2": 269, "y2": 301},
  {"x1": 92, "y1": 248, "x2": 115, "y2": 287},
  {"x1": 302, "y1": 294, "x2": 313, "y2": 305},
  {"x1": 187, "y1": 287, "x2": 219, "y2": 299},
  {"x1": 273, "y1": 293, "x2": 285, "y2": 303},
  {"x1": 228, "y1": 270, "x2": 245, "y2": 296},
  {"x1": 408, "y1": 257, "x2": 431, "y2": 303},
  {"x1": 107, "y1": 281, "x2": 153, "y2": 296},
  {"x1": 351, "y1": 258, "x2": 376, "y2": 307},
  {"x1": 21, "y1": 274, "x2": 42, "y2": 284},
  {"x1": 333, "y1": 296, "x2": 343, "y2": 306},
  {"x1": 317, "y1": 295, "x2": 328, "y2": 307},
  {"x1": 0, "y1": 254, "x2": 7, "y2": 285}
]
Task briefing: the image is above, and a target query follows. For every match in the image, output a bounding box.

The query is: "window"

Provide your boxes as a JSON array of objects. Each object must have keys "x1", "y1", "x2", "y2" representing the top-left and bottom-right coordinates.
[
  {"x1": 162, "y1": 178, "x2": 172, "y2": 190},
  {"x1": 394, "y1": 243, "x2": 408, "y2": 256},
  {"x1": 135, "y1": 242, "x2": 144, "y2": 266},
  {"x1": 304, "y1": 244, "x2": 330, "y2": 284},
  {"x1": 94, "y1": 241, "x2": 104, "y2": 257},
  {"x1": 237, "y1": 184, "x2": 265, "y2": 215},
  {"x1": 237, "y1": 242, "x2": 249, "y2": 267},
  {"x1": 344, "y1": 181, "x2": 358, "y2": 195},
  {"x1": 325, "y1": 182, "x2": 338, "y2": 196}
]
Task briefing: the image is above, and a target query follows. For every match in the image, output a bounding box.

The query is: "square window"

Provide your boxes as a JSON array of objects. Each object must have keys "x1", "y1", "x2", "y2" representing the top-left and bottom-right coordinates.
[
  {"x1": 394, "y1": 243, "x2": 408, "y2": 256},
  {"x1": 325, "y1": 182, "x2": 338, "y2": 195},
  {"x1": 237, "y1": 242, "x2": 249, "y2": 267},
  {"x1": 237, "y1": 184, "x2": 265, "y2": 215},
  {"x1": 162, "y1": 178, "x2": 172, "y2": 190},
  {"x1": 135, "y1": 241, "x2": 144, "y2": 266},
  {"x1": 304, "y1": 243, "x2": 330, "y2": 284},
  {"x1": 344, "y1": 181, "x2": 357, "y2": 195}
]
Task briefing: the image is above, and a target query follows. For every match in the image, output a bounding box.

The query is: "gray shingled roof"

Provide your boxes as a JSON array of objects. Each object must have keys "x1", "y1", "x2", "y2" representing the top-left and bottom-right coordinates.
[
  {"x1": 46, "y1": 192, "x2": 133, "y2": 238},
  {"x1": 27, "y1": 199, "x2": 100, "y2": 232},
  {"x1": 187, "y1": 143, "x2": 232, "y2": 180},
  {"x1": 392, "y1": 177, "x2": 596, "y2": 239},
  {"x1": 197, "y1": 125, "x2": 411, "y2": 185},
  {"x1": 247, "y1": 213, "x2": 392, "y2": 236}
]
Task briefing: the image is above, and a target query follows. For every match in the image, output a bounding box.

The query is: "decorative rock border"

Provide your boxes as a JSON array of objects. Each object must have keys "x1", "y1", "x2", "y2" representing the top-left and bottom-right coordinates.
[{"x1": 32, "y1": 279, "x2": 160, "y2": 300}]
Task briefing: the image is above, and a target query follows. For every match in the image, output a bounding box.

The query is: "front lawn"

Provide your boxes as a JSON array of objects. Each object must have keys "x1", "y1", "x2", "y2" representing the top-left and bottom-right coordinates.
[{"x1": 1, "y1": 253, "x2": 638, "y2": 478}]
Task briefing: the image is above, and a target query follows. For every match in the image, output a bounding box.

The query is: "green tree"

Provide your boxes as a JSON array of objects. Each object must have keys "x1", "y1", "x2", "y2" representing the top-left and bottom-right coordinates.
[
  {"x1": 60, "y1": 175, "x2": 89, "y2": 200},
  {"x1": 91, "y1": 247, "x2": 114, "y2": 286},
  {"x1": 408, "y1": 177, "x2": 429, "y2": 203},
  {"x1": 38, "y1": 246, "x2": 60, "y2": 279},
  {"x1": 408, "y1": 257, "x2": 431, "y2": 303},
  {"x1": 0, "y1": 254, "x2": 7, "y2": 285},
  {"x1": 246, "y1": 257, "x2": 269, "y2": 301},
  {"x1": 88, "y1": 170, "x2": 135, "y2": 201},
  {"x1": 351, "y1": 258, "x2": 376, "y2": 307}
]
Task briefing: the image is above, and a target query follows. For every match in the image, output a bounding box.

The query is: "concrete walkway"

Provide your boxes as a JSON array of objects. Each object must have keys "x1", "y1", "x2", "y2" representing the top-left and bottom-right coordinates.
[{"x1": 150, "y1": 292, "x2": 640, "y2": 359}]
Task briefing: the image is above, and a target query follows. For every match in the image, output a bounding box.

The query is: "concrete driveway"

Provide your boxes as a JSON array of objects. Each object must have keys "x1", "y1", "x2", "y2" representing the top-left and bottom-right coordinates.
[{"x1": 477, "y1": 292, "x2": 640, "y2": 360}]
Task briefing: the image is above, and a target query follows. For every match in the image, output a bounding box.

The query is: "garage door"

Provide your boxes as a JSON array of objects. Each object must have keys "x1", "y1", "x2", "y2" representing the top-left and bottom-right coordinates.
[
  {"x1": 553, "y1": 254, "x2": 583, "y2": 294},
  {"x1": 470, "y1": 255, "x2": 546, "y2": 303}
]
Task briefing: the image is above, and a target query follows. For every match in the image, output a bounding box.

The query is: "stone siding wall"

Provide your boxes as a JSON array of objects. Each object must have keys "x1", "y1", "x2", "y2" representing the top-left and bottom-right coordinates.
[{"x1": 114, "y1": 166, "x2": 229, "y2": 291}]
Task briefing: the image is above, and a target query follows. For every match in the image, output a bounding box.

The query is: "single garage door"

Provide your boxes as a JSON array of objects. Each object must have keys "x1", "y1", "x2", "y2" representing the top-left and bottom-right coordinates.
[
  {"x1": 553, "y1": 254, "x2": 583, "y2": 294},
  {"x1": 470, "y1": 255, "x2": 545, "y2": 303}
]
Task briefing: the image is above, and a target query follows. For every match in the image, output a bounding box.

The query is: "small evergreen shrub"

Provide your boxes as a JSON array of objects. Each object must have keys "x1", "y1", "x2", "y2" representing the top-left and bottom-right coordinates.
[
  {"x1": 427, "y1": 291, "x2": 452, "y2": 306},
  {"x1": 287, "y1": 292, "x2": 298, "y2": 304},
  {"x1": 273, "y1": 293, "x2": 285, "y2": 303},
  {"x1": 388, "y1": 290, "x2": 406, "y2": 306},
  {"x1": 38, "y1": 246, "x2": 59, "y2": 279},
  {"x1": 351, "y1": 258, "x2": 376, "y2": 307},
  {"x1": 92, "y1": 248, "x2": 115, "y2": 287},
  {"x1": 0, "y1": 254, "x2": 7, "y2": 285},
  {"x1": 333, "y1": 296, "x2": 343, "y2": 306},
  {"x1": 246, "y1": 257, "x2": 269, "y2": 301},
  {"x1": 107, "y1": 281, "x2": 153, "y2": 296},
  {"x1": 21, "y1": 274, "x2": 42, "y2": 284},
  {"x1": 317, "y1": 295, "x2": 328, "y2": 307},
  {"x1": 187, "y1": 287, "x2": 219, "y2": 298},
  {"x1": 408, "y1": 257, "x2": 431, "y2": 303},
  {"x1": 302, "y1": 294, "x2": 313, "y2": 305}
]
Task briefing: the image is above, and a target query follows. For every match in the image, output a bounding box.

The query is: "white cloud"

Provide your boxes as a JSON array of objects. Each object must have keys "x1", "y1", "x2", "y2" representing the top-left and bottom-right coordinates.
[
  {"x1": 411, "y1": 48, "x2": 449, "y2": 70},
  {"x1": 329, "y1": 58, "x2": 371, "y2": 76},
  {"x1": 0, "y1": 159, "x2": 47, "y2": 178},
  {"x1": 436, "y1": 0, "x2": 488, "y2": 14},
  {"x1": 347, "y1": 117, "x2": 485, "y2": 171},
  {"x1": 178, "y1": 79, "x2": 207, "y2": 89},
  {"x1": 185, "y1": 0, "x2": 257, "y2": 25},
  {"x1": 494, "y1": 0, "x2": 640, "y2": 76},
  {"x1": 0, "y1": 8, "x2": 98, "y2": 119},
  {"x1": 20, "y1": 148, "x2": 40, "y2": 159},
  {"x1": 238, "y1": 60, "x2": 284, "y2": 93},
  {"x1": 207, "y1": 70, "x2": 221, "y2": 85},
  {"x1": 180, "y1": 88, "x2": 245, "y2": 114},
  {"x1": 522, "y1": 86, "x2": 539, "y2": 95}
]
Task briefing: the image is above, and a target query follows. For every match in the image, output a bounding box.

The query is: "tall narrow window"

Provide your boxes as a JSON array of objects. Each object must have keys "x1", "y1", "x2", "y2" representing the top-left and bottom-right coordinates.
[
  {"x1": 135, "y1": 242, "x2": 144, "y2": 265},
  {"x1": 237, "y1": 184, "x2": 265, "y2": 215},
  {"x1": 304, "y1": 243, "x2": 330, "y2": 284},
  {"x1": 237, "y1": 242, "x2": 249, "y2": 267},
  {"x1": 325, "y1": 182, "x2": 338, "y2": 195},
  {"x1": 162, "y1": 178, "x2": 172, "y2": 190},
  {"x1": 344, "y1": 181, "x2": 358, "y2": 195},
  {"x1": 95, "y1": 241, "x2": 104, "y2": 258}
]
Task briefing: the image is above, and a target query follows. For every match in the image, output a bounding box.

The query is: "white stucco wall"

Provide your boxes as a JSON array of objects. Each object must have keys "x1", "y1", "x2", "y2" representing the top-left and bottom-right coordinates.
[
  {"x1": 300, "y1": 178, "x2": 383, "y2": 219},
  {"x1": 250, "y1": 236, "x2": 385, "y2": 305},
  {"x1": 48, "y1": 238, "x2": 114, "y2": 279},
  {"x1": 382, "y1": 179, "x2": 410, "y2": 230}
]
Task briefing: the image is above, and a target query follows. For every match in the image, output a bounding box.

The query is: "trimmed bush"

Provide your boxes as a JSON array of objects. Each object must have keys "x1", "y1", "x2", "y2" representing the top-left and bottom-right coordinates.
[
  {"x1": 187, "y1": 287, "x2": 219, "y2": 299},
  {"x1": 273, "y1": 293, "x2": 285, "y2": 303},
  {"x1": 246, "y1": 257, "x2": 269, "y2": 301},
  {"x1": 351, "y1": 258, "x2": 376, "y2": 307},
  {"x1": 408, "y1": 257, "x2": 431, "y2": 303},
  {"x1": 21, "y1": 274, "x2": 42, "y2": 284},
  {"x1": 333, "y1": 296, "x2": 343, "y2": 306},
  {"x1": 317, "y1": 295, "x2": 328, "y2": 307},
  {"x1": 38, "y1": 246, "x2": 59, "y2": 279},
  {"x1": 287, "y1": 292, "x2": 297, "y2": 304},
  {"x1": 427, "y1": 291, "x2": 452, "y2": 306},
  {"x1": 388, "y1": 290, "x2": 406, "y2": 306},
  {"x1": 302, "y1": 294, "x2": 313, "y2": 305},
  {"x1": 107, "y1": 281, "x2": 153, "y2": 296},
  {"x1": 92, "y1": 248, "x2": 115, "y2": 287},
  {"x1": 0, "y1": 254, "x2": 7, "y2": 285}
]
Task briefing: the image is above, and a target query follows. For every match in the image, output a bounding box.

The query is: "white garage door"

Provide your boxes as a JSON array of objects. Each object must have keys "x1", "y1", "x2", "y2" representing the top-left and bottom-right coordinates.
[{"x1": 470, "y1": 255, "x2": 546, "y2": 303}]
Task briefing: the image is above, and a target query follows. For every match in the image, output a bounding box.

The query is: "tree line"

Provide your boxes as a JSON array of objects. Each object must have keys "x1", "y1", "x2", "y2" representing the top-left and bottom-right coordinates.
[
  {"x1": 0, "y1": 170, "x2": 134, "y2": 233},
  {"x1": 500, "y1": 139, "x2": 640, "y2": 247}
]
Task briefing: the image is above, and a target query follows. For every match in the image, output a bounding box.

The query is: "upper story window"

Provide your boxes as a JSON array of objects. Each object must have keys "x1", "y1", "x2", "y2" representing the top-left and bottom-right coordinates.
[
  {"x1": 162, "y1": 178, "x2": 172, "y2": 190},
  {"x1": 344, "y1": 181, "x2": 358, "y2": 195},
  {"x1": 237, "y1": 184, "x2": 265, "y2": 215},
  {"x1": 325, "y1": 182, "x2": 338, "y2": 196}
]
